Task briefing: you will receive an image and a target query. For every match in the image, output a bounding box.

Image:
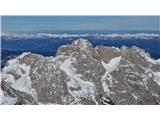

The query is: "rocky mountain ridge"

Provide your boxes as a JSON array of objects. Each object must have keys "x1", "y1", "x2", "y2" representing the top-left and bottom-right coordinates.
[{"x1": 1, "y1": 39, "x2": 160, "y2": 105}]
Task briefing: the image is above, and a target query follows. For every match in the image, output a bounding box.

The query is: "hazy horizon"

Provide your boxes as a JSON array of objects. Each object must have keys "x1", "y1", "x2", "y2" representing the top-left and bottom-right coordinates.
[{"x1": 2, "y1": 16, "x2": 160, "y2": 33}]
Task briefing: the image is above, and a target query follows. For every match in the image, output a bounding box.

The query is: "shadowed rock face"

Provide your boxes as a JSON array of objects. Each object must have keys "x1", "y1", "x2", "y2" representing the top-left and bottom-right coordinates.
[{"x1": 1, "y1": 39, "x2": 160, "y2": 105}]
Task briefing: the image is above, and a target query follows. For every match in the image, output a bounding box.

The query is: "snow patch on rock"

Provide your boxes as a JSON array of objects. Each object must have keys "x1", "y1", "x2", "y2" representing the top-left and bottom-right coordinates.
[
  {"x1": 2, "y1": 54, "x2": 37, "y2": 101},
  {"x1": 0, "y1": 90, "x2": 18, "y2": 105},
  {"x1": 60, "y1": 57, "x2": 96, "y2": 101},
  {"x1": 134, "y1": 47, "x2": 160, "y2": 64},
  {"x1": 153, "y1": 72, "x2": 160, "y2": 86},
  {"x1": 102, "y1": 56, "x2": 122, "y2": 73},
  {"x1": 101, "y1": 56, "x2": 122, "y2": 94},
  {"x1": 0, "y1": 73, "x2": 18, "y2": 105},
  {"x1": 19, "y1": 52, "x2": 31, "y2": 59}
]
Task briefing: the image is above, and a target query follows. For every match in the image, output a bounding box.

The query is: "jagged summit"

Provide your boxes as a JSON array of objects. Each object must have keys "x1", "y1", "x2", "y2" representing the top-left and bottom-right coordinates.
[
  {"x1": 1, "y1": 39, "x2": 160, "y2": 105},
  {"x1": 72, "y1": 39, "x2": 92, "y2": 46}
]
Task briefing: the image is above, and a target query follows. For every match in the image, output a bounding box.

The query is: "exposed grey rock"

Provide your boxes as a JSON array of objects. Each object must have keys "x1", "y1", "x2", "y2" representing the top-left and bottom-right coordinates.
[{"x1": 1, "y1": 39, "x2": 160, "y2": 105}]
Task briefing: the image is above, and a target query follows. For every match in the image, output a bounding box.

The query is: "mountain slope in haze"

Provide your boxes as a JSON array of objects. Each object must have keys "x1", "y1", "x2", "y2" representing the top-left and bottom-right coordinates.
[{"x1": 1, "y1": 39, "x2": 160, "y2": 105}]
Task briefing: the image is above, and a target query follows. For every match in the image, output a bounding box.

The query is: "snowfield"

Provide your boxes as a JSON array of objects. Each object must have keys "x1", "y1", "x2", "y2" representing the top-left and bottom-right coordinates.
[
  {"x1": 60, "y1": 57, "x2": 96, "y2": 102},
  {"x1": 101, "y1": 56, "x2": 122, "y2": 93},
  {"x1": 2, "y1": 53, "x2": 38, "y2": 102}
]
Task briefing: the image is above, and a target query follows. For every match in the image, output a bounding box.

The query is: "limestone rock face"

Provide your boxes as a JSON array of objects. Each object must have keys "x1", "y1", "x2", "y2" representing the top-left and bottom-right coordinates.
[
  {"x1": 1, "y1": 39, "x2": 160, "y2": 105},
  {"x1": 96, "y1": 45, "x2": 160, "y2": 105}
]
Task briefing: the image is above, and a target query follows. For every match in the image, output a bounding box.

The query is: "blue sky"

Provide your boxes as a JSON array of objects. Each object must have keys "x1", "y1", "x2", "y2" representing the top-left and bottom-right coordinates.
[{"x1": 1, "y1": 16, "x2": 159, "y2": 32}]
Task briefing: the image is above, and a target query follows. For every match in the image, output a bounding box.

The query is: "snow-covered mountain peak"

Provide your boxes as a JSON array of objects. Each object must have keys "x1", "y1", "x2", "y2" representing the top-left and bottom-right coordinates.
[
  {"x1": 1, "y1": 39, "x2": 160, "y2": 105},
  {"x1": 72, "y1": 39, "x2": 93, "y2": 48}
]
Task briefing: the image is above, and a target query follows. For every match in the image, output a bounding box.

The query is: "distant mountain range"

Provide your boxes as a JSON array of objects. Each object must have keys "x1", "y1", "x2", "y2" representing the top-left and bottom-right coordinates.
[{"x1": 1, "y1": 32, "x2": 160, "y2": 69}]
